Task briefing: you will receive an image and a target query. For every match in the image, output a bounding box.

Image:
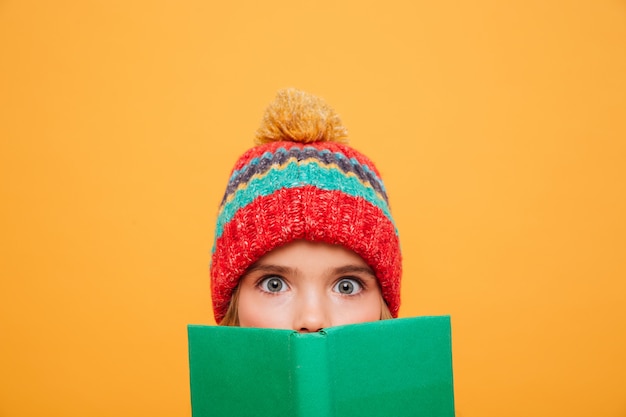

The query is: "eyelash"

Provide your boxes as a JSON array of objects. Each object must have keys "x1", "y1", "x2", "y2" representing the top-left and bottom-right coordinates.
[
  {"x1": 256, "y1": 275, "x2": 289, "y2": 294},
  {"x1": 333, "y1": 277, "x2": 367, "y2": 296},
  {"x1": 254, "y1": 275, "x2": 369, "y2": 295}
]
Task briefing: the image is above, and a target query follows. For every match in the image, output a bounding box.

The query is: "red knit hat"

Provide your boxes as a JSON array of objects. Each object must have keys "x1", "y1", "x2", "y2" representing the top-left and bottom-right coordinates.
[{"x1": 210, "y1": 88, "x2": 402, "y2": 323}]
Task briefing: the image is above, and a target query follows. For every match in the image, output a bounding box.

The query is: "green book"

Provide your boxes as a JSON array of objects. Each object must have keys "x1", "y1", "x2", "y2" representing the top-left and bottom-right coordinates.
[{"x1": 188, "y1": 316, "x2": 455, "y2": 417}]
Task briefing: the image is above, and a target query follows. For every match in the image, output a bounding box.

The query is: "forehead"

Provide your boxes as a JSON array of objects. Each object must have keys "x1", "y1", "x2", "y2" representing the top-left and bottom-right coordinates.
[{"x1": 253, "y1": 240, "x2": 369, "y2": 266}]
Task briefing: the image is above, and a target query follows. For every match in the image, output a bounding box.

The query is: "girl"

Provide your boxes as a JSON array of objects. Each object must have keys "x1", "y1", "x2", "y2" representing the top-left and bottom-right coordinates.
[{"x1": 210, "y1": 88, "x2": 402, "y2": 331}]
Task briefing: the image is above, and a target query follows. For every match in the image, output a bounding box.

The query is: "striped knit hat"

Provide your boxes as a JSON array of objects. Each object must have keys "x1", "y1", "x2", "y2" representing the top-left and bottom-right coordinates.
[{"x1": 210, "y1": 88, "x2": 402, "y2": 323}]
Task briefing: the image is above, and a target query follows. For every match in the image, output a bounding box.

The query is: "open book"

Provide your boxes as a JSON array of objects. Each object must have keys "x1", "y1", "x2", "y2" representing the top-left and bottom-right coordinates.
[{"x1": 188, "y1": 316, "x2": 455, "y2": 417}]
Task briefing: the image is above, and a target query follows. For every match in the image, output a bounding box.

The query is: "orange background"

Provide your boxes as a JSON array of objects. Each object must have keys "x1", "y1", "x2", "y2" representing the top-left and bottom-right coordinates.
[{"x1": 1, "y1": 1, "x2": 625, "y2": 416}]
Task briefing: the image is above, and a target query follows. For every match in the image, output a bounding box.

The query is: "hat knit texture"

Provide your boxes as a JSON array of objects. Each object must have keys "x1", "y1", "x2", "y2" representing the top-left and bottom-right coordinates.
[{"x1": 210, "y1": 88, "x2": 402, "y2": 323}]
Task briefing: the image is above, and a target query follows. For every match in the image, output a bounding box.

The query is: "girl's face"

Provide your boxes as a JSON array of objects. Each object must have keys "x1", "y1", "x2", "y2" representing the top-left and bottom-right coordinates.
[{"x1": 237, "y1": 240, "x2": 383, "y2": 331}]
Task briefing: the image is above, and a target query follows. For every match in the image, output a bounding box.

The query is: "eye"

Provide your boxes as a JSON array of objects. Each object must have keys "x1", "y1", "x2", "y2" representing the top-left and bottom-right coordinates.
[
  {"x1": 258, "y1": 276, "x2": 288, "y2": 293},
  {"x1": 333, "y1": 278, "x2": 363, "y2": 295}
]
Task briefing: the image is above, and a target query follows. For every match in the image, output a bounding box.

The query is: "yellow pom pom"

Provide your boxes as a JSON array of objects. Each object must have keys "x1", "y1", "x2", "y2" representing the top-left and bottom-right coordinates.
[{"x1": 255, "y1": 88, "x2": 348, "y2": 144}]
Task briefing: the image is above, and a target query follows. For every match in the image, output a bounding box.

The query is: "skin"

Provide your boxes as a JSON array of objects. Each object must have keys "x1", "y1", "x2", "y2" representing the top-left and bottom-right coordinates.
[{"x1": 237, "y1": 240, "x2": 383, "y2": 332}]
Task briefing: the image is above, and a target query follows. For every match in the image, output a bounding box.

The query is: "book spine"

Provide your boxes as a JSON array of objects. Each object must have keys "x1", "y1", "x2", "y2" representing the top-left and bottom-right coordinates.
[{"x1": 291, "y1": 331, "x2": 332, "y2": 417}]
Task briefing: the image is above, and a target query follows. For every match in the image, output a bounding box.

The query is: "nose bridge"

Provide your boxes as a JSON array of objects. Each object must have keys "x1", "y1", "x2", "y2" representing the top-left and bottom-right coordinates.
[{"x1": 294, "y1": 287, "x2": 330, "y2": 333}]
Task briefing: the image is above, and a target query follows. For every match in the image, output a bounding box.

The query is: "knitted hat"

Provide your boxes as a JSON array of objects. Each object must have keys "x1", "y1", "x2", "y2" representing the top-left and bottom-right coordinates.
[{"x1": 210, "y1": 88, "x2": 402, "y2": 323}]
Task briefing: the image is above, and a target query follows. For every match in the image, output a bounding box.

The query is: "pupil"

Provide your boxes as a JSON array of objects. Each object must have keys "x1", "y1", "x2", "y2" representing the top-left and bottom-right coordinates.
[
  {"x1": 340, "y1": 281, "x2": 353, "y2": 294},
  {"x1": 268, "y1": 278, "x2": 282, "y2": 291}
]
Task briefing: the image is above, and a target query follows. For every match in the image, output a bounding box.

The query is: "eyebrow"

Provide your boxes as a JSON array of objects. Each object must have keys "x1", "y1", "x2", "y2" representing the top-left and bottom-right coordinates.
[
  {"x1": 244, "y1": 263, "x2": 375, "y2": 278},
  {"x1": 243, "y1": 264, "x2": 294, "y2": 276},
  {"x1": 333, "y1": 265, "x2": 376, "y2": 277}
]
